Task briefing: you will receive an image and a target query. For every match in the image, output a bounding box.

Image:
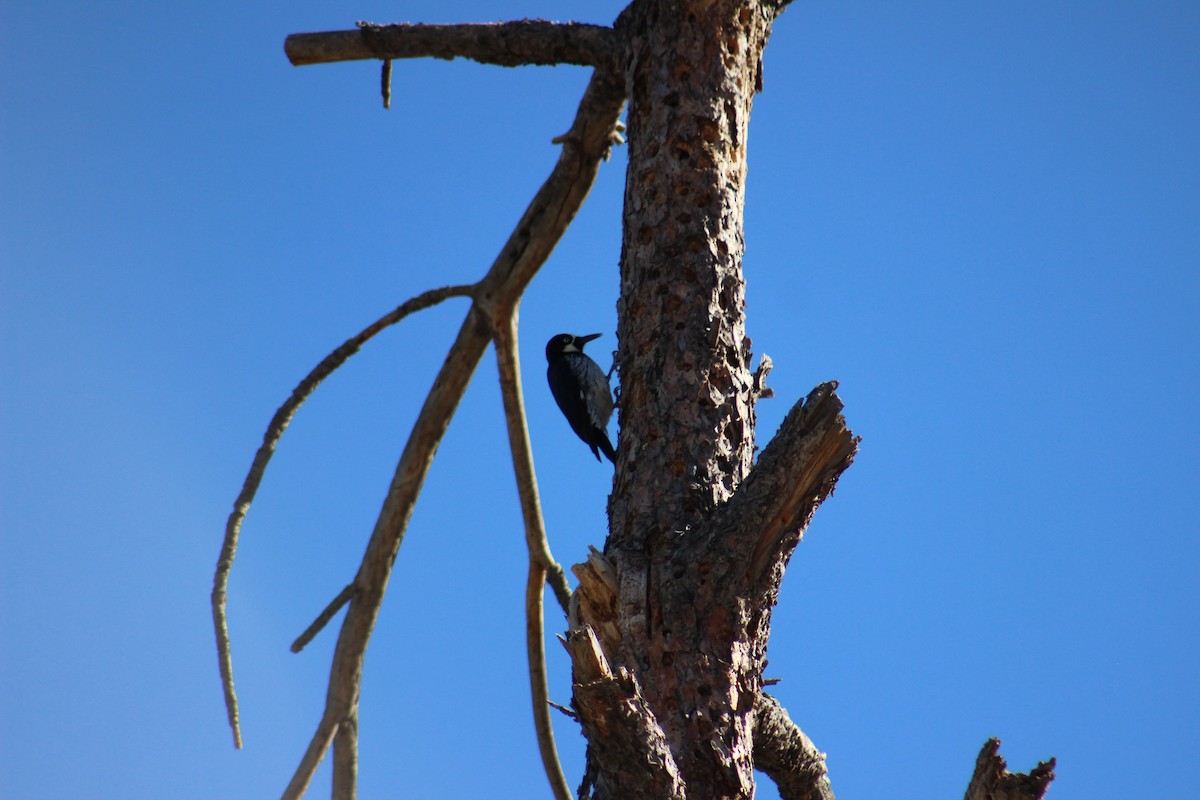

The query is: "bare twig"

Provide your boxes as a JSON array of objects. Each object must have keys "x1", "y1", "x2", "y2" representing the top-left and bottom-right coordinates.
[
  {"x1": 525, "y1": 564, "x2": 573, "y2": 800},
  {"x1": 380, "y1": 59, "x2": 392, "y2": 109},
  {"x1": 493, "y1": 311, "x2": 573, "y2": 799},
  {"x1": 211, "y1": 282, "x2": 475, "y2": 749},
  {"x1": 281, "y1": 306, "x2": 492, "y2": 799},
  {"x1": 285, "y1": 21, "x2": 617, "y2": 70},
  {"x1": 291, "y1": 583, "x2": 356, "y2": 654},
  {"x1": 548, "y1": 699, "x2": 577, "y2": 720},
  {"x1": 493, "y1": 312, "x2": 572, "y2": 611}
]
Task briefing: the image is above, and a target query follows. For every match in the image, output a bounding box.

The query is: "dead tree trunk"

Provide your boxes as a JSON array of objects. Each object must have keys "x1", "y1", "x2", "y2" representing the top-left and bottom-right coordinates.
[
  {"x1": 212, "y1": 3, "x2": 1059, "y2": 798},
  {"x1": 562, "y1": 3, "x2": 858, "y2": 798}
]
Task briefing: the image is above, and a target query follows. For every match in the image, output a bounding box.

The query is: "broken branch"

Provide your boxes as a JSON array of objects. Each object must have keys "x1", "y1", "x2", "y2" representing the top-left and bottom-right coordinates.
[
  {"x1": 285, "y1": 21, "x2": 617, "y2": 70},
  {"x1": 708, "y1": 381, "x2": 858, "y2": 588},
  {"x1": 963, "y1": 738, "x2": 1056, "y2": 800},
  {"x1": 752, "y1": 693, "x2": 834, "y2": 800}
]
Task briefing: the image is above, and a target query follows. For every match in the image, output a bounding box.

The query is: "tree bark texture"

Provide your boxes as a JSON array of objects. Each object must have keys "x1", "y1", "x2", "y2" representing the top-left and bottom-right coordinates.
[
  {"x1": 565, "y1": 2, "x2": 858, "y2": 799},
  {"x1": 286, "y1": 21, "x2": 617, "y2": 70},
  {"x1": 963, "y1": 738, "x2": 1056, "y2": 800},
  {"x1": 752, "y1": 694, "x2": 834, "y2": 800}
]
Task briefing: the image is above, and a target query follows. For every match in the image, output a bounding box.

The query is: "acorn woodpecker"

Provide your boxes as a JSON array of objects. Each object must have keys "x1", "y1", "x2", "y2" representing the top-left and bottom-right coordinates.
[{"x1": 545, "y1": 332, "x2": 616, "y2": 464}]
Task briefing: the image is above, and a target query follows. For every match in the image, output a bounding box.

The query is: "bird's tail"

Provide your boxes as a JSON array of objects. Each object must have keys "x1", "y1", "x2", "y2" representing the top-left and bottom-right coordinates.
[{"x1": 598, "y1": 434, "x2": 617, "y2": 464}]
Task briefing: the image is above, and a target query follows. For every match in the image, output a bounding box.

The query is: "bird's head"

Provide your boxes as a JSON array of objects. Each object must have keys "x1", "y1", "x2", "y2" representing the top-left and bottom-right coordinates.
[{"x1": 546, "y1": 332, "x2": 601, "y2": 361}]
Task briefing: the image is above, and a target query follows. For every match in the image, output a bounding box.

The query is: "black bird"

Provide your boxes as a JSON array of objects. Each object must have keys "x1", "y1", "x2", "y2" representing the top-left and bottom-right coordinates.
[{"x1": 545, "y1": 332, "x2": 616, "y2": 463}]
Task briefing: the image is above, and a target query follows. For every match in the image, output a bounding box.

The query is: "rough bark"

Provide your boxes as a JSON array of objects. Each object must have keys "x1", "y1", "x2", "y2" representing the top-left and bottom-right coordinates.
[
  {"x1": 563, "y1": 2, "x2": 855, "y2": 798},
  {"x1": 963, "y1": 738, "x2": 1056, "y2": 800},
  {"x1": 570, "y1": 382, "x2": 855, "y2": 799},
  {"x1": 565, "y1": 627, "x2": 686, "y2": 800},
  {"x1": 752, "y1": 694, "x2": 834, "y2": 800},
  {"x1": 285, "y1": 21, "x2": 617, "y2": 69}
]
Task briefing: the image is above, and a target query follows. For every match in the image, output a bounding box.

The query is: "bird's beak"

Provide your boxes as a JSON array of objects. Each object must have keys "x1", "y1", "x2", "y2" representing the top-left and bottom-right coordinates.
[{"x1": 579, "y1": 333, "x2": 602, "y2": 345}]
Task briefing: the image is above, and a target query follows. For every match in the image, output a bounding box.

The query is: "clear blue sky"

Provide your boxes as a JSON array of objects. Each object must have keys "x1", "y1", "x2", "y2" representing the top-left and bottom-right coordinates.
[{"x1": 3, "y1": 2, "x2": 1197, "y2": 798}]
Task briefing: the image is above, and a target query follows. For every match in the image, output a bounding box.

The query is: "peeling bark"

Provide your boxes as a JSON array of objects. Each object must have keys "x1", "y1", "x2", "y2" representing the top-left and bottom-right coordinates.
[{"x1": 565, "y1": 627, "x2": 687, "y2": 800}]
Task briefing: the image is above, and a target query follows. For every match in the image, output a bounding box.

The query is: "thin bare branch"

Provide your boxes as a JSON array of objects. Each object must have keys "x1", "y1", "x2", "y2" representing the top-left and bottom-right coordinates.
[
  {"x1": 285, "y1": 21, "x2": 617, "y2": 70},
  {"x1": 278, "y1": 67, "x2": 626, "y2": 796},
  {"x1": 752, "y1": 693, "x2": 834, "y2": 800},
  {"x1": 332, "y1": 712, "x2": 358, "y2": 800},
  {"x1": 211, "y1": 282, "x2": 475, "y2": 749},
  {"x1": 548, "y1": 699, "x2": 578, "y2": 720},
  {"x1": 525, "y1": 564, "x2": 573, "y2": 800},
  {"x1": 282, "y1": 714, "x2": 339, "y2": 800},
  {"x1": 291, "y1": 583, "x2": 356, "y2": 654},
  {"x1": 493, "y1": 312, "x2": 572, "y2": 611},
  {"x1": 380, "y1": 59, "x2": 392, "y2": 109},
  {"x1": 280, "y1": 305, "x2": 489, "y2": 796},
  {"x1": 493, "y1": 311, "x2": 573, "y2": 798}
]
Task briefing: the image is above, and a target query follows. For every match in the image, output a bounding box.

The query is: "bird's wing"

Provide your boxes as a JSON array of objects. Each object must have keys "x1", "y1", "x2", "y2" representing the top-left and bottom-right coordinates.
[{"x1": 581, "y1": 358, "x2": 614, "y2": 430}]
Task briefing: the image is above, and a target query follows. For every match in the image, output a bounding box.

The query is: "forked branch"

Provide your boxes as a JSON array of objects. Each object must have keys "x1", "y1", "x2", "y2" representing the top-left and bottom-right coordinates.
[
  {"x1": 212, "y1": 283, "x2": 474, "y2": 749},
  {"x1": 493, "y1": 313, "x2": 572, "y2": 611},
  {"x1": 217, "y1": 57, "x2": 628, "y2": 800},
  {"x1": 494, "y1": 312, "x2": 573, "y2": 800}
]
